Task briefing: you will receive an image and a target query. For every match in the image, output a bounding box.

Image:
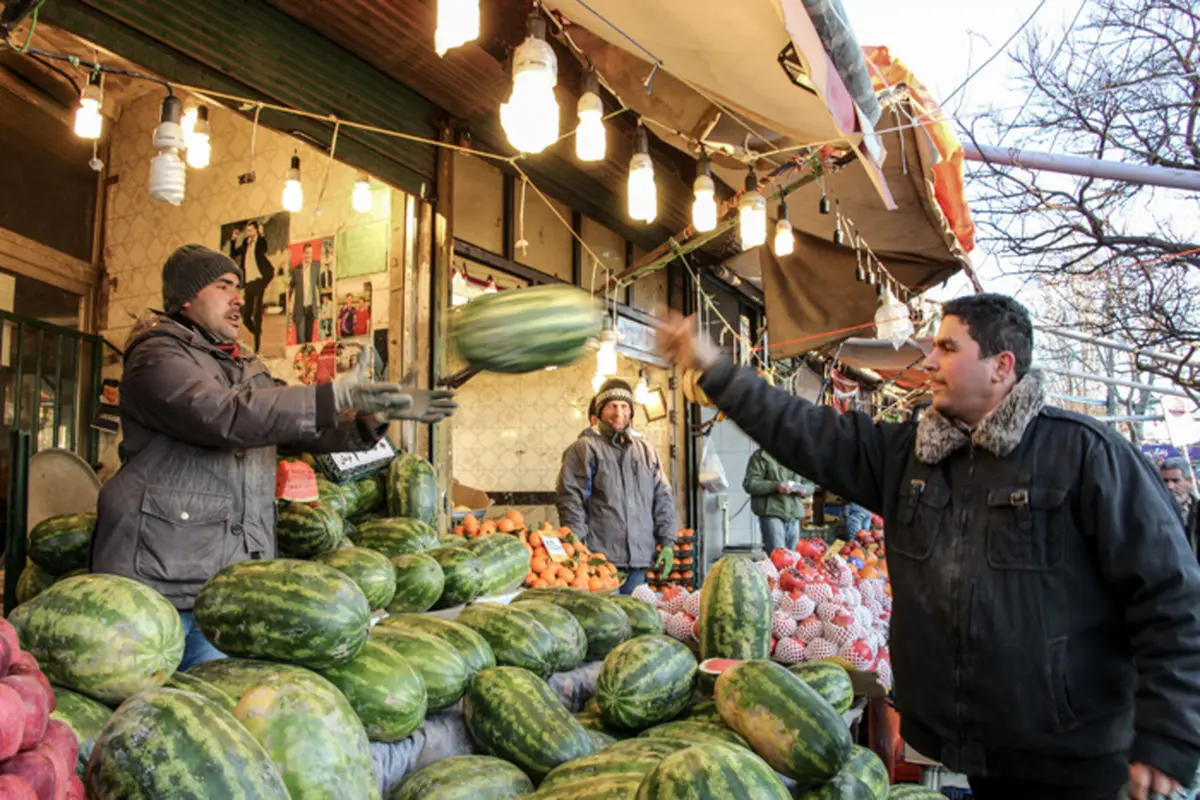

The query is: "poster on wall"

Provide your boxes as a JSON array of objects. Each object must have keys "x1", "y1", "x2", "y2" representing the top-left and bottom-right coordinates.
[
  {"x1": 288, "y1": 342, "x2": 337, "y2": 386},
  {"x1": 334, "y1": 277, "x2": 374, "y2": 340},
  {"x1": 336, "y1": 222, "x2": 388, "y2": 279},
  {"x1": 286, "y1": 236, "x2": 336, "y2": 346},
  {"x1": 219, "y1": 213, "x2": 290, "y2": 353}
]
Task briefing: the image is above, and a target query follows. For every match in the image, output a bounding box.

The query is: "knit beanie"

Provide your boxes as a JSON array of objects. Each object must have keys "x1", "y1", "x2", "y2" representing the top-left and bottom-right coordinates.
[
  {"x1": 593, "y1": 378, "x2": 635, "y2": 416},
  {"x1": 162, "y1": 244, "x2": 243, "y2": 314}
]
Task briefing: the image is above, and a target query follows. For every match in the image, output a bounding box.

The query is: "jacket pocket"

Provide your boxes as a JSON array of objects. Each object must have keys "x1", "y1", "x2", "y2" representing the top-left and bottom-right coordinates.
[
  {"x1": 986, "y1": 485, "x2": 1067, "y2": 570},
  {"x1": 890, "y1": 479, "x2": 950, "y2": 561},
  {"x1": 135, "y1": 487, "x2": 233, "y2": 582},
  {"x1": 1048, "y1": 636, "x2": 1080, "y2": 731}
]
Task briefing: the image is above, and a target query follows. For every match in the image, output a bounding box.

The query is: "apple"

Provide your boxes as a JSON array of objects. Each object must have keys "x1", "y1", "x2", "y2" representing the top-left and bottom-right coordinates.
[
  {"x1": 0, "y1": 774, "x2": 37, "y2": 800},
  {"x1": 0, "y1": 752, "x2": 55, "y2": 800},
  {"x1": 0, "y1": 678, "x2": 48, "y2": 753}
]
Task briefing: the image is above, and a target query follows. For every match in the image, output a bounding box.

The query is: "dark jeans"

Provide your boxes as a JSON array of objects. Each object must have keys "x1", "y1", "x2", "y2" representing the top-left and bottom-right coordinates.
[
  {"x1": 619, "y1": 569, "x2": 648, "y2": 595},
  {"x1": 759, "y1": 516, "x2": 799, "y2": 553},
  {"x1": 178, "y1": 611, "x2": 226, "y2": 671},
  {"x1": 969, "y1": 776, "x2": 1126, "y2": 800}
]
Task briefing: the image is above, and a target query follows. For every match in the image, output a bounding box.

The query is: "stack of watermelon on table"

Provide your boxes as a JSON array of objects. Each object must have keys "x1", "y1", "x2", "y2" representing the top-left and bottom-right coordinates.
[{"x1": 5, "y1": 513, "x2": 96, "y2": 606}]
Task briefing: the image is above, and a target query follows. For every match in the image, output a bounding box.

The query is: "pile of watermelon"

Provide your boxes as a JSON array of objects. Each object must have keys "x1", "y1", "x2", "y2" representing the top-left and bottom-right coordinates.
[{"x1": 8, "y1": 513, "x2": 97, "y2": 605}]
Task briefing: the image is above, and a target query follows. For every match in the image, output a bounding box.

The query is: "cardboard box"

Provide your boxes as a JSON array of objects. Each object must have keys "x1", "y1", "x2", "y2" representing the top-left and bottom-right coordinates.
[{"x1": 451, "y1": 480, "x2": 492, "y2": 519}]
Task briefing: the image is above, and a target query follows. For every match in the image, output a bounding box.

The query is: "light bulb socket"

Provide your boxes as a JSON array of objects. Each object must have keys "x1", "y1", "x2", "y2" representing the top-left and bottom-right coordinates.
[
  {"x1": 833, "y1": 228, "x2": 846, "y2": 245},
  {"x1": 875, "y1": 281, "x2": 885, "y2": 298},
  {"x1": 743, "y1": 167, "x2": 758, "y2": 193},
  {"x1": 287, "y1": 153, "x2": 302, "y2": 181},
  {"x1": 779, "y1": 194, "x2": 790, "y2": 223},
  {"x1": 86, "y1": 72, "x2": 102, "y2": 88},
  {"x1": 634, "y1": 126, "x2": 650, "y2": 156},
  {"x1": 526, "y1": 11, "x2": 547, "y2": 40},
  {"x1": 855, "y1": 263, "x2": 866, "y2": 282},
  {"x1": 583, "y1": 69, "x2": 600, "y2": 97},
  {"x1": 80, "y1": 84, "x2": 103, "y2": 105},
  {"x1": 159, "y1": 94, "x2": 183, "y2": 125},
  {"x1": 819, "y1": 195, "x2": 832, "y2": 215}
]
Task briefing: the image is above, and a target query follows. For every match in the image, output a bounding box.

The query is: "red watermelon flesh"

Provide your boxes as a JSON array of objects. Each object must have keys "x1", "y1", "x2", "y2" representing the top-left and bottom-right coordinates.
[{"x1": 698, "y1": 658, "x2": 743, "y2": 676}]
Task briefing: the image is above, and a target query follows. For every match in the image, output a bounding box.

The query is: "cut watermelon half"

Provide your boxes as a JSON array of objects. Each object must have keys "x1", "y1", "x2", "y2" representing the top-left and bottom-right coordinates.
[{"x1": 698, "y1": 658, "x2": 742, "y2": 676}]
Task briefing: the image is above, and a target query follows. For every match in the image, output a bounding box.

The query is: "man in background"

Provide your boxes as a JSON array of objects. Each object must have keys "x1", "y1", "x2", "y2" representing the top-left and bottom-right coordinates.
[
  {"x1": 743, "y1": 447, "x2": 812, "y2": 553},
  {"x1": 1162, "y1": 456, "x2": 1198, "y2": 555},
  {"x1": 228, "y1": 220, "x2": 273, "y2": 351},
  {"x1": 291, "y1": 243, "x2": 320, "y2": 344}
]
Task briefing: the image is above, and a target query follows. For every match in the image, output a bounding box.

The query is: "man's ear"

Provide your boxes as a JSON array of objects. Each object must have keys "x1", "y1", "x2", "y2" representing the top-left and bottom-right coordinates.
[{"x1": 992, "y1": 351, "x2": 1017, "y2": 384}]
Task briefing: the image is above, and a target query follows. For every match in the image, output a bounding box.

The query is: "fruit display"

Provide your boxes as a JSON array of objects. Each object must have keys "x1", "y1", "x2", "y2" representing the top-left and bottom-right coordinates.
[
  {"x1": 387, "y1": 553, "x2": 445, "y2": 614},
  {"x1": 428, "y1": 546, "x2": 485, "y2": 608},
  {"x1": 312, "y1": 547, "x2": 398, "y2": 610},
  {"x1": 376, "y1": 615, "x2": 496, "y2": 679},
  {"x1": 646, "y1": 528, "x2": 696, "y2": 591},
  {"x1": 698, "y1": 555, "x2": 772, "y2": 661},
  {"x1": 507, "y1": 600, "x2": 589, "y2": 673},
  {"x1": 522, "y1": 523, "x2": 623, "y2": 592},
  {"x1": 635, "y1": 741, "x2": 792, "y2": 799},
  {"x1": 367, "y1": 627, "x2": 470, "y2": 710},
  {"x1": 387, "y1": 453, "x2": 440, "y2": 525},
  {"x1": 594, "y1": 636, "x2": 697, "y2": 731},
  {"x1": 515, "y1": 587, "x2": 633, "y2": 660},
  {"x1": 318, "y1": 639, "x2": 428, "y2": 742},
  {"x1": 387, "y1": 755, "x2": 534, "y2": 800},
  {"x1": 456, "y1": 602, "x2": 559, "y2": 679}
]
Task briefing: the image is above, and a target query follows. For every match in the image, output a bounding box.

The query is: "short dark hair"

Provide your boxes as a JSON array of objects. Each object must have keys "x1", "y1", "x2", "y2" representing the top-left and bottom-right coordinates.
[
  {"x1": 942, "y1": 293, "x2": 1034, "y2": 377},
  {"x1": 302, "y1": 243, "x2": 313, "y2": 251},
  {"x1": 1162, "y1": 456, "x2": 1191, "y2": 475}
]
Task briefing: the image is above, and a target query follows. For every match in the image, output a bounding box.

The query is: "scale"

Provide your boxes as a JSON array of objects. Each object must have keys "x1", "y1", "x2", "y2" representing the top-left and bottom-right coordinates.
[{"x1": 25, "y1": 448, "x2": 102, "y2": 533}]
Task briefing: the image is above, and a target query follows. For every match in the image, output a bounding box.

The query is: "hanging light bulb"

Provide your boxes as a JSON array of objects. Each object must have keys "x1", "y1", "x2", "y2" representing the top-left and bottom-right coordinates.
[
  {"x1": 596, "y1": 318, "x2": 618, "y2": 377},
  {"x1": 435, "y1": 0, "x2": 480, "y2": 57},
  {"x1": 353, "y1": 173, "x2": 372, "y2": 213},
  {"x1": 185, "y1": 105, "x2": 211, "y2": 169},
  {"x1": 738, "y1": 167, "x2": 767, "y2": 250},
  {"x1": 149, "y1": 95, "x2": 187, "y2": 206},
  {"x1": 634, "y1": 370, "x2": 651, "y2": 405},
  {"x1": 692, "y1": 156, "x2": 717, "y2": 232},
  {"x1": 499, "y1": 13, "x2": 559, "y2": 154},
  {"x1": 180, "y1": 106, "x2": 198, "y2": 141},
  {"x1": 575, "y1": 71, "x2": 606, "y2": 162},
  {"x1": 282, "y1": 153, "x2": 303, "y2": 212},
  {"x1": 74, "y1": 76, "x2": 103, "y2": 140},
  {"x1": 774, "y1": 193, "x2": 794, "y2": 257},
  {"x1": 628, "y1": 127, "x2": 657, "y2": 223},
  {"x1": 875, "y1": 285, "x2": 914, "y2": 350}
]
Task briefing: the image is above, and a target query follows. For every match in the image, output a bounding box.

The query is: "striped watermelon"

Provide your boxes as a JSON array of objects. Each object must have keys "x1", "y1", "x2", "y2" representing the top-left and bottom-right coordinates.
[
  {"x1": 541, "y1": 748, "x2": 668, "y2": 792},
  {"x1": 15, "y1": 563, "x2": 56, "y2": 604},
  {"x1": 276, "y1": 501, "x2": 344, "y2": 558},
  {"x1": 608, "y1": 596, "x2": 665, "y2": 636},
  {"x1": 387, "y1": 754, "x2": 533, "y2": 800},
  {"x1": 698, "y1": 556, "x2": 771, "y2": 661},
  {"x1": 387, "y1": 453, "x2": 440, "y2": 526},
  {"x1": 889, "y1": 786, "x2": 945, "y2": 799},
  {"x1": 537, "y1": 776, "x2": 644, "y2": 799},
  {"x1": 232, "y1": 669, "x2": 379, "y2": 799},
  {"x1": 193, "y1": 559, "x2": 370, "y2": 669},
  {"x1": 187, "y1": 659, "x2": 304, "y2": 701},
  {"x1": 508, "y1": 600, "x2": 588, "y2": 672},
  {"x1": 463, "y1": 666, "x2": 595, "y2": 782},
  {"x1": 605, "y1": 738, "x2": 698, "y2": 759},
  {"x1": 596, "y1": 635, "x2": 697, "y2": 731},
  {"x1": 440, "y1": 534, "x2": 468, "y2": 548},
  {"x1": 639, "y1": 720, "x2": 750, "y2": 749},
  {"x1": 455, "y1": 603, "x2": 558, "y2": 679},
  {"x1": 795, "y1": 744, "x2": 889, "y2": 800},
  {"x1": 163, "y1": 672, "x2": 237, "y2": 711},
  {"x1": 463, "y1": 534, "x2": 532, "y2": 596},
  {"x1": 368, "y1": 626, "x2": 469, "y2": 710},
  {"x1": 316, "y1": 478, "x2": 349, "y2": 517},
  {"x1": 49, "y1": 687, "x2": 111, "y2": 777},
  {"x1": 516, "y1": 588, "x2": 632, "y2": 660},
  {"x1": 85, "y1": 688, "x2": 289, "y2": 798},
  {"x1": 573, "y1": 710, "x2": 628, "y2": 739},
  {"x1": 27, "y1": 513, "x2": 95, "y2": 575},
  {"x1": 353, "y1": 517, "x2": 439, "y2": 558},
  {"x1": 375, "y1": 614, "x2": 495, "y2": 678},
  {"x1": 788, "y1": 661, "x2": 855, "y2": 715},
  {"x1": 319, "y1": 638, "x2": 427, "y2": 742},
  {"x1": 673, "y1": 700, "x2": 723, "y2": 725},
  {"x1": 634, "y1": 741, "x2": 790, "y2": 799},
  {"x1": 452, "y1": 284, "x2": 602, "y2": 374},
  {"x1": 387, "y1": 553, "x2": 445, "y2": 613},
  {"x1": 587, "y1": 729, "x2": 617, "y2": 751},
  {"x1": 348, "y1": 473, "x2": 385, "y2": 518},
  {"x1": 313, "y1": 547, "x2": 397, "y2": 610},
  {"x1": 429, "y1": 547, "x2": 485, "y2": 608},
  {"x1": 714, "y1": 659, "x2": 852, "y2": 783},
  {"x1": 9, "y1": 574, "x2": 184, "y2": 704}
]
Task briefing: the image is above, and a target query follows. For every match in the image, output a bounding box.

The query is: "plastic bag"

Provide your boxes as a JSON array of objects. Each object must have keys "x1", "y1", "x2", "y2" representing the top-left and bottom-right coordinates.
[{"x1": 698, "y1": 438, "x2": 728, "y2": 493}]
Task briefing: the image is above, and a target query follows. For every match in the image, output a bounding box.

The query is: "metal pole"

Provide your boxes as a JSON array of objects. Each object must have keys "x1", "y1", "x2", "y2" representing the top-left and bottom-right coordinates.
[
  {"x1": 4, "y1": 431, "x2": 30, "y2": 614},
  {"x1": 1040, "y1": 366, "x2": 1192, "y2": 398},
  {"x1": 1038, "y1": 326, "x2": 1199, "y2": 367},
  {"x1": 964, "y1": 143, "x2": 1200, "y2": 193}
]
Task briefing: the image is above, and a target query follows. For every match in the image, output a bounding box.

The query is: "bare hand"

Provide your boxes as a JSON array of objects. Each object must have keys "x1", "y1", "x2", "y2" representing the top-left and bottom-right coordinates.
[
  {"x1": 777, "y1": 483, "x2": 792, "y2": 495},
  {"x1": 1129, "y1": 763, "x2": 1181, "y2": 800},
  {"x1": 656, "y1": 311, "x2": 720, "y2": 372}
]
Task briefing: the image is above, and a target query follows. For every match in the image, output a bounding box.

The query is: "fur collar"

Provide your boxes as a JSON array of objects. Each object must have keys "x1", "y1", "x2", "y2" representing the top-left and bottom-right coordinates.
[{"x1": 915, "y1": 369, "x2": 1046, "y2": 464}]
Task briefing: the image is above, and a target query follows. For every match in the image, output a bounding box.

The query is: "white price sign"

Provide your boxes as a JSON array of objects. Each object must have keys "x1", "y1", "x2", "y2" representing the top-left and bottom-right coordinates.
[
  {"x1": 542, "y1": 535, "x2": 569, "y2": 563},
  {"x1": 328, "y1": 438, "x2": 396, "y2": 472}
]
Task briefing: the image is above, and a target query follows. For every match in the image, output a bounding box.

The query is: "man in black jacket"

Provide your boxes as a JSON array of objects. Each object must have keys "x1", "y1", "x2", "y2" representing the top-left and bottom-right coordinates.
[{"x1": 658, "y1": 294, "x2": 1200, "y2": 800}]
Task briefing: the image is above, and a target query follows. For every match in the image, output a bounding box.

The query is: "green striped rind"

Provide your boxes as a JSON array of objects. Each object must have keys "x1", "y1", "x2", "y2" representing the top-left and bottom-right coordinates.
[
  {"x1": 376, "y1": 614, "x2": 496, "y2": 678},
  {"x1": 639, "y1": 721, "x2": 750, "y2": 749},
  {"x1": 368, "y1": 626, "x2": 469, "y2": 710},
  {"x1": 452, "y1": 284, "x2": 602, "y2": 374},
  {"x1": 574, "y1": 710, "x2": 630, "y2": 740},
  {"x1": 673, "y1": 700, "x2": 723, "y2": 725},
  {"x1": 353, "y1": 517, "x2": 440, "y2": 558},
  {"x1": 276, "y1": 501, "x2": 344, "y2": 558},
  {"x1": 788, "y1": 661, "x2": 855, "y2": 715},
  {"x1": 348, "y1": 473, "x2": 385, "y2": 518},
  {"x1": 28, "y1": 512, "x2": 95, "y2": 574},
  {"x1": 164, "y1": 672, "x2": 237, "y2": 711},
  {"x1": 387, "y1": 553, "x2": 445, "y2": 613},
  {"x1": 455, "y1": 603, "x2": 558, "y2": 679},
  {"x1": 56, "y1": 568, "x2": 88, "y2": 582},
  {"x1": 193, "y1": 559, "x2": 370, "y2": 669},
  {"x1": 714, "y1": 659, "x2": 852, "y2": 783},
  {"x1": 888, "y1": 786, "x2": 946, "y2": 799},
  {"x1": 540, "y1": 749, "x2": 666, "y2": 791},
  {"x1": 313, "y1": 547, "x2": 397, "y2": 610},
  {"x1": 387, "y1": 453, "x2": 440, "y2": 526},
  {"x1": 509, "y1": 600, "x2": 589, "y2": 672},
  {"x1": 50, "y1": 686, "x2": 111, "y2": 777},
  {"x1": 534, "y1": 776, "x2": 643, "y2": 799},
  {"x1": 429, "y1": 547, "x2": 485, "y2": 608},
  {"x1": 85, "y1": 688, "x2": 289, "y2": 799},
  {"x1": 795, "y1": 745, "x2": 889, "y2": 800},
  {"x1": 387, "y1": 754, "x2": 534, "y2": 800},
  {"x1": 232, "y1": 669, "x2": 379, "y2": 799},
  {"x1": 440, "y1": 534, "x2": 469, "y2": 547},
  {"x1": 608, "y1": 596, "x2": 665, "y2": 636},
  {"x1": 634, "y1": 742, "x2": 790, "y2": 800},
  {"x1": 603, "y1": 737, "x2": 698, "y2": 759},
  {"x1": 698, "y1": 556, "x2": 771, "y2": 661},
  {"x1": 318, "y1": 638, "x2": 427, "y2": 742},
  {"x1": 515, "y1": 588, "x2": 633, "y2": 660},
  {"x1": 463, "y1": 534, "x2": 531, "y2": 596},
  {"x1": 186, "y1": 658, "x2": 303, "y2": 701},
  {"x1": 596, "y1": 635, "x2": 697, "y2": 731},
  {"x1": 316, "y1": 479, "x2": 350, "y2": 517},
  {"x1": 15, "y1": 563, "x2": 56, "y2": 604},
  {"x1": 8, "y1": 574, "x2": 184, "y2": 704},
  {"x1": 463, "y1": 666, "x2": 595, "y2": 782},
  {"x1": 587, "y1": 729, "x2": 617, "y2": 751}
]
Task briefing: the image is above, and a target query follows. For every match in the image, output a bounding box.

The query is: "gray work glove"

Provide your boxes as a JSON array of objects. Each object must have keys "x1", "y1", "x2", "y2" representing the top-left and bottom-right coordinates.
[
  {"x1": 332, "y1": 351, "x2": 413, "y2": 416},
  {"x1": 396, "y1": 371, "x2": 459, "y2": 424}
]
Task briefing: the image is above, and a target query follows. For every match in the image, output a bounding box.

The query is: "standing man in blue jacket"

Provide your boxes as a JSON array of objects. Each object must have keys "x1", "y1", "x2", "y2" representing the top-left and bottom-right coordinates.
[{"x1": 658, "y1": 294, "x2": 1200, "y2": 800}]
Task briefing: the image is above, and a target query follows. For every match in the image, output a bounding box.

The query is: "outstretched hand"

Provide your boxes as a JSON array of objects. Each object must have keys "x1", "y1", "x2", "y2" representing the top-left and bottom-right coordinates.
[{"x1": 656, "y1": 311, "x2": 721, "y2": 373}]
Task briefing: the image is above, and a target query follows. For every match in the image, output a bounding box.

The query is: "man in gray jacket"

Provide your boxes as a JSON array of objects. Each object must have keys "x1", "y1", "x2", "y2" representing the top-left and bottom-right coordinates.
[
  {"x1": 557, "y1": 378, "x2": 675, "y2": 593},
  {"x1": 93, "y1": 244, "x2": 455, "y2": 669}
]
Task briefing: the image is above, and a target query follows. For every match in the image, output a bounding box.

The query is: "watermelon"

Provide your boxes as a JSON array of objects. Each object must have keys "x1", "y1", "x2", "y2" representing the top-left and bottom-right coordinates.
[
  {"x1": 673, "y1": 700, "x2": 723, "y2": 725},
  {"x1": 85, "y1": 688, "x2": 289, "y2": 798},
  {"x1": 795, "y1": 745, "x2": 889, "y2": 800},
  {"x1": 573, "y1": 710, "x2": 627, "y2": 739},
  {"x1": 541, "y1": 748, "x2": 666, "y2": 791},
  {"x1": 587, "y1": 729, "x2": 618, "y2": 751},
  {"x1": 375, "y1": 614, "x2": 495, "y2": 678},
  {"x1": 8, "y1": 574, "x2": 184, "y2": 704},
  {"x1": 348, "y1": 473, "x2": 385, "y2": 518},
  {"x1": 888, "y1": 786, "x2": 945, "y2": 799},
  {"x1": 463, "y1": 534, "x2": 532, "y2": 596},
  {"x1": 232, "y1": 669, "x2": 379, "y2": 799},
  {"x1": 276, "y1": 501, "x2": 344, "y2": 558},
  {"x1": 387, "y1": 754, "x2": 533, "y2": 800},
  {"x1": 596, "y1": 635, "x2": 697, "y2": 731},
  {"x1": 429, "y1": 547, "x2": 485, "y2": 608},
  {"x1": 604, "y1": 737, "x2": 698, "y2": 759},
  {"x1": 639, "y1": 720, "x2": 750, "y2": 749},
  {"x1": 789, "y1": 661, "x2": 855, "y2": 715},
  {"x1": 316, "y1": 478, "x2": 349, "y2": 517},
  {"x1": 515, "y1": 588, "x2": 632, "y2": 659},
  {"x1": 714, "y1": 659, "x2": 852, "y2": 783},
  {"x1": 508, "y1": 600, "x2": 588, "y2": 672},
  {"x1": 698, "y1": 556, "x2": 771, "y2": 662},
  {"x1": 49, "y1": 688, "x2": 110, "y2": 777},
  {"x1": 462, "y1": 666, "x2": 595, "y2": 782},
  {"x1": 608, "y1": 595, "x2": 665, "y2": 636},
  {"x1": 440, "y1": 534, "x2": 467, "y2": 548},
  {"x1": 368, "y1": 626, "x2": 469, "y2": 710},
  {"x1": 633, "y1": 741, "x2": 790, "y2": 799},
  {"x1": 452, "y1": 283, "x2": 602, "y2": 374},
  {"x1": 15, "y1": 564, "x2": 56, "y2": 604},
  {"x1": 455, "y1": 603, "x2": 558, "y2": 679},
  {"x1": 696, "y1": 657, "x2": 740, "y2": 696},
  {"x1": 194, "y1": 559, "x2": 370, "y2": 669},
  {"x1": 319, "y1": 639, "x2": 427, "y2": 742},
  {"x1": 387, "y1": 553, "x2": 445, "y2": 613},
  {"x1": 313, "y1": 547, "x2": 397, "y2": 610},
  {"x1": 387, "y1": 453, "x2": 440, "y2": 526},
  {"x1": 186, "y1": 659, "x2": 303, "y2": 701},
  {"x1": 536, "y1": 777, "x2": 644, "y2": 799},
  {"x1": 163, "y1": 672, "x2": 237, "y2": 711},
  {"x1": 27, "y1": 513, "x2": 95, "y2": 575},
  {"x1": 353, "y1": 518, "x2": 439, "y2": 558}
]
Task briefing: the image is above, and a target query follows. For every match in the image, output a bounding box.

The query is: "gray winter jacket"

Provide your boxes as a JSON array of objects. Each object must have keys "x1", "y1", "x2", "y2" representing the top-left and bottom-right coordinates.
[
  {"x1": 93, "y1": 312, "x2": 384, "y2": 609},
  {"x1": 556, "y1": 426, "x2": 676, "y2": 568}
]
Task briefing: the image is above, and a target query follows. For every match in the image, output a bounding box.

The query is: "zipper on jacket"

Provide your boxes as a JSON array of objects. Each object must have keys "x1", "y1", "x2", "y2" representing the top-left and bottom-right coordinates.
[{"x1": 952, "y1": 447, "x2": 977, "y2": 742}]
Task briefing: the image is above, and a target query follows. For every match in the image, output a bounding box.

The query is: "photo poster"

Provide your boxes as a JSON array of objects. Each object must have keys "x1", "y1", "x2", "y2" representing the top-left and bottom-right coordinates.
[
  {"x1": 333, "y1": 277, "x2": 374, "y2": 342},
  {"x1": 286, "y1": 236, "x2": 336, "y2": 347},
  {"x1": 219, "y1": 213, "x2": 291, "y2": 354}
]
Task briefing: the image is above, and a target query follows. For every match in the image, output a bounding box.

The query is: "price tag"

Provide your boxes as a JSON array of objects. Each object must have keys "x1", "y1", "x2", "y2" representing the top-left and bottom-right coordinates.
[
  {"x1": 314, "y1": 438, "x2": 397, "y2": 482},
  {"x1": 822, "y1": 540, "x2": 846, "y2": 562},
  {"x1": 542, "y1": 535, "x2": 569, "y2": 563}
]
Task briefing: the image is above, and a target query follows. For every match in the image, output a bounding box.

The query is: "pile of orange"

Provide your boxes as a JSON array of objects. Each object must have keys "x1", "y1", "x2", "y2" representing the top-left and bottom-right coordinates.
[
  {"x1": 454, "y1": 509, "x2": 525, "y2": 538},
  {"x1": 522, "y1": 522, "x2": 622, "y2": 592}
]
